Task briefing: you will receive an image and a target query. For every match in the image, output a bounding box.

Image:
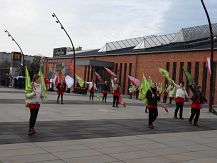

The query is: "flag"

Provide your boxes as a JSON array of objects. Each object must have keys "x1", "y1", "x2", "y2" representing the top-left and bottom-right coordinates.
[
  {"x1": 183, "y1": 69, "x2": 194, "y2": 85},
  {"x1": 38, "y1": 66, "x2": 48, "y2": 100},
  {"x1": 157, "y1": 83, "x2": 163, "y2": 94},
  {"x1": 104, "y1": 67, "x2": 117, "y2": 77},
  {"x1": 160, "y1": 103, "x2": 169, "y2": 113},
  {"x1": 118, "y1": 96, "x2": 126, "y2": 108},
  {"x1": 95, "y1": 72, "x2": 104, "y2": 82},
  {"x1": 159, "y1": 67, "x2": 171, "y2": 81},
  {"x1": 206, "y1": 57, "x2": 211, "y2": 75},
  {"x1": 75, "y1": 74, "x2": 85, "y2": 87},
  {"x1": 128, "y1": 75, "x2": 141, "y2": 87},
  {"x1": 139, "y1": 75, "x2": 152, "y2": 106},
  {"x1": 25, "y1": 67, "x2": 32, "y2": 93},
  {"x1": 65, "y1": 75, "x2": 74, "y2": 88},
  {"x1": 25, "y1": 67, "x2": 32, "y2": 107}
]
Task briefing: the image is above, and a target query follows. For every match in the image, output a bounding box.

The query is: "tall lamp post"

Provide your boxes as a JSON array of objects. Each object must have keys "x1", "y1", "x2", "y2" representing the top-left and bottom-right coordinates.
[
  {"x1": 52, "y1": 13, "x2": 76, "y2": 91},
  {"x1": 200, "y1": 0, "x2": 215, "y2": 113},
  {"x1": 5, "y1": 30, "x2": 24, "y2": 75}
]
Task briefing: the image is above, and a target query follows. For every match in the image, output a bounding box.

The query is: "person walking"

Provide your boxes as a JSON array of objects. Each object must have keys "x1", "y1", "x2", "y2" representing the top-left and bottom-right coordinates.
[
  {"x1": 111, "y1": 78, "x2": 120, "y2": 107},
  {"x1": 56, "y1": 80, "x2": 65, "y2": 104},
  {"x1": 102, "y1": 81, "x2": 109, "y2": 103},
  {"x1": 189, "y1": 84, "x2": 207, "y2": 126},
  {"x1": 25, "y1": 74, "x2": 43, "y2": 135},
  {"x1": 172, "y1": 81, "x2": 189, "y2": 120},
  {"x1": 86, "y1": 80, "x2": 97, "y2": 101},
  {"x1": 146, "y1": 82, "x2": 160, "y2": 129}
]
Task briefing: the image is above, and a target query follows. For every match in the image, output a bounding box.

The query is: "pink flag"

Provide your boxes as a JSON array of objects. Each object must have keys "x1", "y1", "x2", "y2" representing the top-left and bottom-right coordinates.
[
  {"x1": 206, "y1": 57, "x2": 211, "y2": 75},
  {"x1": 95, "y1": 72, "x2": 104, "y2": 82},
  {"x1": 118, "y1": 96, "x2": 126, "y2": 108},
  {"x1": 104, "y1": 67, "x2": 117, "y2": 77},
  {"x1": 128, "y1": 75, "x2": 141, "y2": 86},
  {"x1": 160, "y1": 103, "x2": 169, "y2": 113}
]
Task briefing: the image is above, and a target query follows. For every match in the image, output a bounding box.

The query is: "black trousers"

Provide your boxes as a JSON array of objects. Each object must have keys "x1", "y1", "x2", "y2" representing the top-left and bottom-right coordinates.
[
  {"x1": 89, "y1": 92, "x2": 94, "y2": 100},
  {"x1": 57, "y1": 94, "x2": 63, "y2": 102},
  {"x1": 174, "y1": 102, "x2": 184, "y2": 118},
  {"x1": 29, "y1": 109, "x2": 39, "y2": 131},
  {"x1": 169, "y1": 97, "x2": 173, "y2": 104},
  {"x1": 163, "y1": 95, "x2": 167, "y2": 103},
  {"x1": 113, "y1": 96, "x2": 119, "y2": 107},
  {"x1": 189, "y1": 108, "x2": 200, "y2": 124},
  {"x1": 102, "y1": 93, "x2": 107, "y2": 102},
  {"x1": 148, "y1": 108, "x2": 158, "y2": 125}
]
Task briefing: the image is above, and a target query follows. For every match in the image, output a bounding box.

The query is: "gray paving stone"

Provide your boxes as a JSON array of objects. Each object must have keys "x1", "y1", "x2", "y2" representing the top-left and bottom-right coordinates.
[
  {"x1": 183, "y1": 158, "x2": 217, "y2": 163},
  {"x1": 125, "y1": 156, "x2": 173, "y2": 163}
]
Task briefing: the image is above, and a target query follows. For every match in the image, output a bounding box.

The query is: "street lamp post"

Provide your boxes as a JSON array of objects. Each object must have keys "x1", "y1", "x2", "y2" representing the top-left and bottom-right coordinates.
[
  {"x1": 200, "y1": 0, "x2": 215, "y2": 113},
  {"x1": 4, "y1": 30, "x2": 24, "y2": 75},
  {"x1": 52, "y1": 13, "x2": 76, "y2": 91}
]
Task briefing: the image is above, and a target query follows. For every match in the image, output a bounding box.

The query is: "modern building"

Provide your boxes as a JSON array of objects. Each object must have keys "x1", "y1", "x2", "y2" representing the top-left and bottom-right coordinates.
[{"x1": 43, "y1": 23, "x2": 217, "y2": 104}]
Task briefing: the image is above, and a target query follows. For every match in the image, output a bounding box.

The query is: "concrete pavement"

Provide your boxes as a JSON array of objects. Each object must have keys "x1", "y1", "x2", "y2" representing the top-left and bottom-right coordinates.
[{"x1": 0, "y1": 87, "x2": 217, "y2": 163}]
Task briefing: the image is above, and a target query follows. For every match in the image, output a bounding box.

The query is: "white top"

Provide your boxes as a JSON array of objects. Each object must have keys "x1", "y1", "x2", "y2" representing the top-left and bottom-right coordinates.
[
  {"x1": 86, "y1": 82, "x2": 97, "y2": 91},
  {"x1": 172, "y1": 81, "x2": 189, "y2": 98}
]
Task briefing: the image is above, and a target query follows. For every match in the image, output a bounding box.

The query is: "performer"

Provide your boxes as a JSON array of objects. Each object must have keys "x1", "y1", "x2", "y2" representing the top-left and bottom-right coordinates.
[
  {"x1": 172, "y1": 81, "x2": 189, "y2": 120},
  {"x1": 86, "y1": 80, "x2": 97, "y2": 101},
  {"x1": 101, "y1": 81, "x2": 109, "y2": 103},
  {"x1": 56, "y1": 80, "x2": 65, "y2": 104},
  {"x1": 189, "y1": 84, "x2": 207, "y2": 126},
  {"x1": 135, "y1": 86, "x2": 139, "y2": 100},
  {"x1": 25, "y1": 74, "x2": 43, "y2": 135},
  {"x1": 128, "y1": 84, "x2": 133, "y2": 99},
  {"x1": 146, "y1": 82, "x2": 160, "y2": 129},
  {"x1": 111, "y1": 78, "x2": 120, "y2": 107},
  {"x1": 162, "y1": 86, "x2": 168, "y2": 103}
]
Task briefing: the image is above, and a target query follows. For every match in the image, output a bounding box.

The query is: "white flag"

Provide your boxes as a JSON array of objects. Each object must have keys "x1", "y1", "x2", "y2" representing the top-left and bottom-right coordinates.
[
  {"x1": 206, "y1": 57, "x2": 211, "y2": 75},
  {"x1": 65, "y1": 75, "x2": 74, "y2": 88}
]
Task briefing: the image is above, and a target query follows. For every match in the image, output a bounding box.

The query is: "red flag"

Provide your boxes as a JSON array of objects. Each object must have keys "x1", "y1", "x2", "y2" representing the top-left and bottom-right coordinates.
[
  {"x1": 128, "y1": 75, "x2": 141, "y2": 86},
  {"x1": 95, "y1": 72, "x2": 104, "y2": 82},
  {"x1": 118, "y1": 96, "x2": 126, "y2": 108},
  {"x1": 206, "y1": 57, "x2": 211, "y2": 75},
  {"x1": 55, "y1": 75, "x2": 59, "y2": 86},
  {"x1": 104, "y1": 67, "x2": 117, "y2": 77},
  {"x1": 160, "y1": 103, "x2": 169, "y2": 113}
]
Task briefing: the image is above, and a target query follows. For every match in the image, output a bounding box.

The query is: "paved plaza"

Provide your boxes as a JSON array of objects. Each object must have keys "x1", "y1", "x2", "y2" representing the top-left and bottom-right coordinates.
[{"x1": 0, "y1": 87, "x2": 217, "y2": 163}]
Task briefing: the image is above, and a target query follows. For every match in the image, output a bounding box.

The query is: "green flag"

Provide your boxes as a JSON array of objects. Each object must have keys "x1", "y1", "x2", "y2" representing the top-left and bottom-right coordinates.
[
  {"x1": 75, "y1": 74, "x2": 84, "y2": 87},
  {"x1": 25, "y1": 67, "x2": 32, "y2": 93},
  {"x1": 139, "y1": 75, "x2": 152, "y2": 106},
  {"x1": 38, "y1": 66, "x2": 48, "y2": 100},
  {"x1": 183, "y1": 69, "x2": 194, "y2": 84},
  {"x1": 157, "y1": 83, "x2": 163, "y2": 94},
  {"x1": 159, "y1": 67, "x2": 171, "y2": 81}
]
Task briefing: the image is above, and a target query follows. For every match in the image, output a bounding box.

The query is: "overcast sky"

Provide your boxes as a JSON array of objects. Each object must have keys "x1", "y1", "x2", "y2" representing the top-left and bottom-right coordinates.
[{"x1": 0, "y1": 0, "x2": 217, "y2": 57}]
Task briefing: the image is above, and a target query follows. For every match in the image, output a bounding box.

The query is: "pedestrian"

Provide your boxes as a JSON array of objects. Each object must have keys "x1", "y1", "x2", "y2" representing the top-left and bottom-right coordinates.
[
  {"x1": 86, "y1": 80, "x2": 97, "y2": 101},
  {"x1": 25, "y1": 74, "x2": 43, "y2": 135},
  {"x1": 146, "y1": 82, "x2": 160, "y2": 129},
  {"x1": 189, "y1": 84, "x2": 207, "y2": 126},
  {"x1": 111, "y1": 78, "x2": 120, "y2": 107},
  {"x1": 56, "y1": 80, "x2": 65, "y2": 104},
  {"x1": 128, "y1": 84, "x2": 133, "y2": 99},
  {"x1": 135, "y1": 86, "x2": 139, "y2": 100},
  {"x1": 102, "y1": 81, "x2": 109, "y2": 103},
  {"x1": 172, "y1": 81, "x2": 189, "y2": 120}
]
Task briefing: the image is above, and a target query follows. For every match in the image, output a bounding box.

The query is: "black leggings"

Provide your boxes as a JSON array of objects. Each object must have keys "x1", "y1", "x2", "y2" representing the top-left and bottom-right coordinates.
[
  {"x1": 102, "y1": 93, "x2": 107, "y2": 102},
  {"x1": 148, "y1": 108, "x2": 158, "y2": 125},
  {"x1": 57, "y1": 94, "x2": 63, "y2": 102},
  {"x1": 113, "y1": 96, "x2": 119, "y2": 107},
  {"x1": 90, "y1": 92, "x2": 94, "y2": 100},
  {"x1": 174, "y1": 102, "x2": 184, "y2": 118},
  {"x1": 29, "y1": 109, "x2": 39, "y2": 130},
  {"x1": 189, "y1": 108, "x2": 200, "y2": 124}
]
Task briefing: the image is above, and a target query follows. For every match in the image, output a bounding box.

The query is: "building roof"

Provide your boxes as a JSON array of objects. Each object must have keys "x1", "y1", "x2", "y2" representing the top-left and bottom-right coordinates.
[{"x1": 57, "y1": 23, "x2": 217, "y2": 58}]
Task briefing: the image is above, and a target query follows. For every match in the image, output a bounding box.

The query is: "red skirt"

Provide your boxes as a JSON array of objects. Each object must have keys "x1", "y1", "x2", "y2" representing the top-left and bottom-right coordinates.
[{"x1": 175, "y1": 97, "x2": 185, "y2": 103}]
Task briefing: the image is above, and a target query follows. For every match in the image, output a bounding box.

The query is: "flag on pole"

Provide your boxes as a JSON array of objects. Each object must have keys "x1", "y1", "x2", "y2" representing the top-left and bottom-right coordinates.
[
  {"x1": 128, "y1": 75, "x2": 141, "y2": 87},
  {"x1": 139, "y1": 75, "x2": 152, "y2": 106},
  {"x1": 75, "y1": 74, "x2": 85, "y2": 87},
  {"x1": 183, "y1": 69, "x2": 194, "y2": 85},
  {"x1": 104, "y1": 67, "x2": 117, "y2": 78},
  {"x1": 206, "y1": 57, "x2": 211, "y2": 75},
  {"x1": 159, "y1": 67, "x2": 171, "y2": 81},
  {"x1": 65, "y1": 75, "x2": 74, "y2": 88},
  {"x1": 38, "y1": 66, "x2": 48, "y2": 100},
  {"x1": 25, "y1": 67, "x2": 32, "y2": 93},
  {"x1": 95, "y1": 72, "x2": 104, "y2": 82}
]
